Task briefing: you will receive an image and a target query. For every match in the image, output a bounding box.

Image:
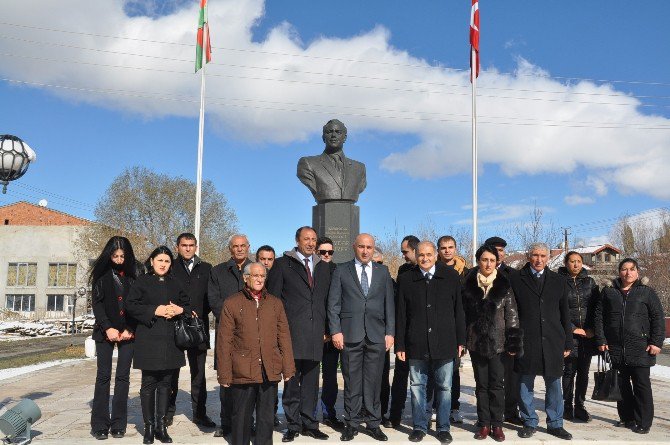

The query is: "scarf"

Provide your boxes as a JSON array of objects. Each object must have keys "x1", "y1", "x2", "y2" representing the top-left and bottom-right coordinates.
[{"x1": 477, "y1": 269, "x2": 498, "y2": 297}]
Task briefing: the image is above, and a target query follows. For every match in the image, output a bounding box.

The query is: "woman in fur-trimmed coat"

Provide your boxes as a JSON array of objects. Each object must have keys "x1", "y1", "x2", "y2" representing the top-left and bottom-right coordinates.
[{"x1": 463, "y1": 244, "x2": 523, "y2": 441}]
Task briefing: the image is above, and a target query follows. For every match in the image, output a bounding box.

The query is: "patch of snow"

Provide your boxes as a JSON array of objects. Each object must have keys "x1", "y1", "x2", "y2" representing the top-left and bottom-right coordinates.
[{"x1": 0, "y1": 358, "x2": 89, "y2": 381}]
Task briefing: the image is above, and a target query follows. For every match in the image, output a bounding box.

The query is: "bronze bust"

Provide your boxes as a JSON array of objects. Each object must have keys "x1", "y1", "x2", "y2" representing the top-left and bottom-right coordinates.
[{"x1": 297, "y1": 119, "x2": 367, "y2": 203}]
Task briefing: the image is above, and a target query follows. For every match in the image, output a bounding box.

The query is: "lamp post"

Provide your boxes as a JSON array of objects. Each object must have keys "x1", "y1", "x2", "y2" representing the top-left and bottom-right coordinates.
[
  {"x1": 71, "y1": 286, "x2": 87, "y2": 337},
  {"x1": 0, "y1": 134, "x2": 37, "y2": 193}
]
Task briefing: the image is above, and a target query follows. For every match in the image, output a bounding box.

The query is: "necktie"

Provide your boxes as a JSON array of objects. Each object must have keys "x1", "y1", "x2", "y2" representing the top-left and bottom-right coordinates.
[
  {"x1": 360, "y1": 263, "x2": 369, "y2": 296},
  {"x1": 334, "y1": 153, "x2": 343, "y2": 171},
  {"x1": 186, "y1": 259, "x2": 194, "y2": 273},
  {"x1": 425, "y1": 272, "x2": 432, "y2": 282},
  {"x1": 304, "y1": 258, "x2": 313, "y2": 288}
]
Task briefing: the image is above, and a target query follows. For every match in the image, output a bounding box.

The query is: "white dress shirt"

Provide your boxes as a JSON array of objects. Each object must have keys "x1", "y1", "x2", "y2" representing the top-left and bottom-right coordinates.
[
  {"x1": 420, "y1": 265, "x2": 436, "y2": 280},
  {"x1": 295, "y1": 249, "x2": 314, "y2": 275},
  {"x1": 354, "y1": 258, "x2": 372, "y2": 289}
]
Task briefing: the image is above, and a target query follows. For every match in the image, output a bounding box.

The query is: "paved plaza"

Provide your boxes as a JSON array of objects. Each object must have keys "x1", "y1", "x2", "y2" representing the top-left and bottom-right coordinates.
[{"x1": 2, "y1": 349, "x2": 670, "y2": 444}]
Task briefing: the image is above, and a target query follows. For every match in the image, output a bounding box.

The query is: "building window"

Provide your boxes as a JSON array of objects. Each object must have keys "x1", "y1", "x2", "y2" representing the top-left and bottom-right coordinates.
[
  {"x1": 5, "y1": 294, "x2": 35, "y2": 312},
  {"x1": 605, "y1": 254, "x2": 611, "y2": 262},
  {"x1": 6, "y1": 263, "x2": 37, "y2": 287},
  {"x1": 48, "y1": 263, "x2": 77, "y2": 287},
  {"x1": 47, "y1": 294, "x2": 68, "y2": 312}
]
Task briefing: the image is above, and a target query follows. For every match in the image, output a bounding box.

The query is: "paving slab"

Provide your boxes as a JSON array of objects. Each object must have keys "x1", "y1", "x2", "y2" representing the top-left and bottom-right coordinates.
[{"x1": 1, "y1": 350, "x2": 669, "y2": 444}]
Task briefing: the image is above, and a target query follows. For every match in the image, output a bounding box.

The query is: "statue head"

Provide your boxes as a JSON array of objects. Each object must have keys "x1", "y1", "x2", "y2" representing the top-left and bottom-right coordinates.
[{"x1": 322, "y1": 119, "x2": 347, "y2": 152}]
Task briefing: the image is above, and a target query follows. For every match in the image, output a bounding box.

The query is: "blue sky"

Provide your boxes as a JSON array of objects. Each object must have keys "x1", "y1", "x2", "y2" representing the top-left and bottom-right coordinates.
[{"x1": 1, "y1": 0, "x2": 669, "y2": 255}]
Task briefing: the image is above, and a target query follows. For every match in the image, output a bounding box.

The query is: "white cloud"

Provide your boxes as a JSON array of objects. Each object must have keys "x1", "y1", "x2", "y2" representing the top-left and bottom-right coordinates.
[
  {"x1": 585, "y1": 176, "x2": 608, "y2": 196},
  {"x1": 455, "y1": 203, "x2": 554, "y2": 226},
  {"x1": 1, "y1": 0, "x2": 670, "y2": 198},
  {"x1": 564, "y1": 195, "x2": 595, "y2": 206}
]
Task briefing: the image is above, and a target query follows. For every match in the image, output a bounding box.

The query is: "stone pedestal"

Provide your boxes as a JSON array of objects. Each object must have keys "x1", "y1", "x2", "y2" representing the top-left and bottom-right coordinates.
[{"x1": 312, "y1": 202, "x2": 359, "y2": 263}]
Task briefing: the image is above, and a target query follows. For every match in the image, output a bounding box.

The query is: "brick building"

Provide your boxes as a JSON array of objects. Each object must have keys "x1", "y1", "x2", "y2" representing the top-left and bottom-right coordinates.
[{"x1": 0, "y1": 201, "x2": 91, "y2": 320}]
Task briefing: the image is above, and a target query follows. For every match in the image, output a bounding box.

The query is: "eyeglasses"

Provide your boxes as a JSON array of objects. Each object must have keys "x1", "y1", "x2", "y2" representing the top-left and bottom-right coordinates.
[
  {"x1": 245, "y1": 274, "x2": 266, "y2": 280},
  {"x1": 318, "y1": 250, "x2": 334, "y2": 256}
]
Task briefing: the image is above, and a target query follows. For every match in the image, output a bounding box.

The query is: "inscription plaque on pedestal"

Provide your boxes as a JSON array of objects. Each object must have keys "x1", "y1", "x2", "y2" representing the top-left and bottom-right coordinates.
[{"x1": 312, "y1": 202, "x2": 359, "y2": 263}]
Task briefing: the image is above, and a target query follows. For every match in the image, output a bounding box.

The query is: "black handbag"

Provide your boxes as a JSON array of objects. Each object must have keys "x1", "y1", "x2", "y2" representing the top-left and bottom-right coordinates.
[
  {"x1": 591, "y1": 351, "x2": 622, "y2": 402},
  {"x1": 174, "y1": 314, "x2": 208, "y2": 349}
]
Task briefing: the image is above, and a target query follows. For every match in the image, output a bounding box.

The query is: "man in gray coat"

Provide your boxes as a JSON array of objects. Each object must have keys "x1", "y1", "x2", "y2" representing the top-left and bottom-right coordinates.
[{"x1": 328, "y1": 233, "x2": 395, "y2": 441}]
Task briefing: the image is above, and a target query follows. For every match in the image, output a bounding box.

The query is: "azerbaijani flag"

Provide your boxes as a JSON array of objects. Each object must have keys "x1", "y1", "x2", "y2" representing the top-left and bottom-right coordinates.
[
  {"x1": 470, "y1": 0, "x2": 480, "y2": 81},
  {"x1": 195, "y1": 0, "x2": 212, "y2": 72}
]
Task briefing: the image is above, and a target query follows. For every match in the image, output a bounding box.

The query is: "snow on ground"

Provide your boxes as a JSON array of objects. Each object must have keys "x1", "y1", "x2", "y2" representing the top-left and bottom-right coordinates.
[{"x1": 0, "y1": 358, "x2": 88, "y2": 381}]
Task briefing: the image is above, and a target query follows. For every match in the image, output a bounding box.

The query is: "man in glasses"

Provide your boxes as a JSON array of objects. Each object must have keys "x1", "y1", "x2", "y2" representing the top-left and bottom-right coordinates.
[{"x1": 316, "y1": 236, "x2": 344, "y2": 429}]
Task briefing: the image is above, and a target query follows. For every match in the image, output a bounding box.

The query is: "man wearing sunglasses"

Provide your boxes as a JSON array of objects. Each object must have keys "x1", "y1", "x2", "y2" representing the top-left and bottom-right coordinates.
[{"x1": 317, "y1": 237, "x2": 344, "y2": 429}]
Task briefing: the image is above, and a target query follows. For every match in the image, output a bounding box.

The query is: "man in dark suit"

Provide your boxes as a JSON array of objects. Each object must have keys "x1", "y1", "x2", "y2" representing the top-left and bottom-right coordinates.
[
  {"x1": 267, "y1": 227, "x2": 331, "y2": 442},
  {"x1": 484, "y1": 236, "x2": 521, "y2": 425},
  {"x1": 207, "y1": 234, "x2": 252, "y2": 437},
  {"x1": 396, "y1": 241, "x2": 465, "y2": 444},
  {"x1": 328, "y1": 233, "x2": 395, "y2": 442},
  {"x1": 510, "y1": 243, "x2": 573, "y2": 440},
  {"x1": 167, "y1": 233, "x2": 215, "y2": 428},
  {"x1": 297, "y1": 119, "x2": 366, "y2": 203},
  {"x1": 387, "y1": 235, "x2": 419, "y2": 428}
]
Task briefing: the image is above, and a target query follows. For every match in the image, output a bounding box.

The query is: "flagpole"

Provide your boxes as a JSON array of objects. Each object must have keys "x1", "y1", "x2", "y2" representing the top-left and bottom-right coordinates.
[
  {"x1": 471, "y1": 45, "x2": 478, "y2": 266},
  {"x1": 194, "y1": 25, "x2": 207, "y2": 246}
]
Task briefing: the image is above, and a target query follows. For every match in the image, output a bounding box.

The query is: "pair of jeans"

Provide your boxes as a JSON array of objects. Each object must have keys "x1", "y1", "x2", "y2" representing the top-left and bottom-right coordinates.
[
  {"x1": 518, "y1": 374, "x2": 563, "y2": 429},
  {"x1": 90, "y1": 340, "x2": 134, "y2": 432},
  {"x1": 408, "y1": 359, "x2": 453, "y2": 433}
]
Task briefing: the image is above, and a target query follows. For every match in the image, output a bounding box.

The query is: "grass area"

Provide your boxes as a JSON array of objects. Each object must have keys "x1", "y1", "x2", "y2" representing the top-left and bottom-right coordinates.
[{"x1": 0, "y1": 345, "x2": 85, "y2": 370}]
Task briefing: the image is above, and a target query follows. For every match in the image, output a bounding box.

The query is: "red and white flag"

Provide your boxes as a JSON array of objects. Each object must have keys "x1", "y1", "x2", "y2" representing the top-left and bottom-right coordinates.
[{"x1": 470, "y1": 0, "x2": 480, "y2": 81}]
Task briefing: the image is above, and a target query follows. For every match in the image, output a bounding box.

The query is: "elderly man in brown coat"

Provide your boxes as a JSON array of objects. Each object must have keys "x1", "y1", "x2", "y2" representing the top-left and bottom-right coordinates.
[{"x1": 218, "y1": 262, "x2": 296, "y2": 445}]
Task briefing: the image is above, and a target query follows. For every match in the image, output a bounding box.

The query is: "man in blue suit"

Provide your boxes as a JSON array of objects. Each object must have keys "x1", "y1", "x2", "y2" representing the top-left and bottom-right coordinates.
[{"x1": 328, "y1": 233, "x2": 395, "y2": 442}]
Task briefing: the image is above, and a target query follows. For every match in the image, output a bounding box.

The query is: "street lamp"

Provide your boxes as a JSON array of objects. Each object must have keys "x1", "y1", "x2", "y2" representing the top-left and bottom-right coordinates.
[
  {"x1": 71, "y1": 286, "x2": 87, "y2": 337},
  {"x1": 0, "y1": 134, "x2": 37, "y2": 194}
]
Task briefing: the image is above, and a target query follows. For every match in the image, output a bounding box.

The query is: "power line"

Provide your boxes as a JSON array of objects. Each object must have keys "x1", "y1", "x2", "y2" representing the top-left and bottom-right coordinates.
[
  {"x1": 4, "y1": 77, "x2": 670, "y2": 130},
  {"x1": 2, "y1": 21, "x2": 670, "y2": 88},
  {"x1": 5, "y1": 51, "x2": 670, "y2": 104},
  {"x1": 14, "y1": 183, "x2": 96, "y2": 210}
]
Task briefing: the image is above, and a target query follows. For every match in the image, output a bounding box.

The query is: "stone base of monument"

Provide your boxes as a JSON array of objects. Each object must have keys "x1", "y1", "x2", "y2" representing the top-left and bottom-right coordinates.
[{"x1": 313, "y1": 202, "x2": 359, "y2": 264}]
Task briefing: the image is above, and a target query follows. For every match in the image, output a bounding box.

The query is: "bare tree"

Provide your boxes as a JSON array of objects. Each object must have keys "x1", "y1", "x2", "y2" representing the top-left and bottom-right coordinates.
[
  {"x1": 512, "y1": 201, "x2": 561, "y2": 250},
  {"x1": 77, "y1": 166, "x2": 238, "y2": 265}
]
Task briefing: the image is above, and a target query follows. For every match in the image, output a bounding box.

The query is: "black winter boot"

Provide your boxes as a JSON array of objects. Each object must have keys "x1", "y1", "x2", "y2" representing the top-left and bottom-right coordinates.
[
  {"x1": 154, "y1": 386, "x2": 173, "y2": 443},
  {"x1": 140, "y1": 388, "x2": 156, "y2": 444}
]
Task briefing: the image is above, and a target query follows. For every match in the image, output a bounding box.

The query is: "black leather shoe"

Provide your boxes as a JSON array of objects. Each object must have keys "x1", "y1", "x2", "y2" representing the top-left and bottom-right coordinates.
[
  {"x1": 505, "y1": 414, "x2": 524, "y2": 426},
  {"x1": 616, "y1": 420, "x2": 636, "y2": 428},
  {"x1": 518, "y1": 426, "x2": 536, "y2": 438},
  {"x1": 324, "y1": 417, "x2": 345, "y2": 430},
  {"x1": 547, "y1": 427, "x2": 572, "y2": 440},
  {"x1": 573, "y1": 406, "x2": 591, "y2": 422},
  {"x1": 192, "y1": 415, "x2": 216, "y2": 427},
  {"x1": 93, "y1": 430, "x2": 109, "y2": 440},
  {"x1": 633, "y1": 425, "x2": 650, "y2": 434},
  {"x1": 110, "y1": 429, "x2": 125, "y2": 438},
  {"x1": 437, "y1": 431, "x2": 453, "y2": 444},
  {"x1": 563, "y1": 405, "x2": 573, "y2": 421},
  {"x1": 382, "y1": 419, "x2": 393, "y2": 428},
  {"x1": 341, "y1": 426, "x2": 358, "y2": 441},
  {"x1": 408, "y1": 430, "x2": 426, "y2": 442},
  {"x1": 213, "y1": 425, "x2": 230, "y2": 437},
  {"x1": 366, "y1": 427, "x2": 388, "y2": 441},
  {"x1": 274, "y1": 416, "x2": 281, "y2": 427},
  {"x1": 142, "y1": 424, "x2": 154, "y2": 444},
  {"x1": 282, "y1": 430, "x2": 300, "y2": 442},
  {"x1": 302, "y1": 428, "x2": 329, "y2": 439}
]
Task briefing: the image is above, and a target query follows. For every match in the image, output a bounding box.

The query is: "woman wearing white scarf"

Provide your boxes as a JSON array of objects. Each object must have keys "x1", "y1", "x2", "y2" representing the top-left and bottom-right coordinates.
[{"x1": 463, "y1": 245, "x2": 523, "y2": 442}]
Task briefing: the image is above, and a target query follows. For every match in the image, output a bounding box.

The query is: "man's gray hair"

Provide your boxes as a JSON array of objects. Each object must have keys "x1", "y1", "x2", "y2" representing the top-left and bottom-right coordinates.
[
  {"x1": 418, "y1": 240, "x2": 437, "y2": 253},
  {"x1": 243, "y1": 262, "x2": 265, "y2": 276},
  {"x1": 527, "y1": 242, "x2": 550, "y2": 255},
  {"x1": 228, "y1": 234, "x2": 249, "y2": 248}
]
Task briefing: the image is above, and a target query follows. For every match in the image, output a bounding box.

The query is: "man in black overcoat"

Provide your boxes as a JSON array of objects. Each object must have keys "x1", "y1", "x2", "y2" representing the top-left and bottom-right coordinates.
[
  {"x1": 166, "y1": 233, "x2": 215, "y2": 428},
  {"x1": 207, "y1": 234, "x2": 252, "y2": 437},
  {"x1": 509, "y1": 243, "x2": 572, "y2": 440},
  {"x1": 266, "y1": 226, "x2": 331, "y2": 442}
]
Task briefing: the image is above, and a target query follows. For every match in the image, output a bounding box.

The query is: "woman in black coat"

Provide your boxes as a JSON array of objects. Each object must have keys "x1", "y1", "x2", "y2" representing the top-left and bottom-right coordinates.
[
  {"x1": 558, "y1": 251, "x2": 599, "y2": 422},
  {"x1": 462, "y1": 244, "x2": 523, "y2": 442},
  {"x1": 127, "y1": 246, "x2": 191, "y2": 444},
  {"x1": 594, "y1": 258, "x2": 665, "y2": 434},
  {"x1": 90, "y1": 236, "x2": 138, "y2": 440}
]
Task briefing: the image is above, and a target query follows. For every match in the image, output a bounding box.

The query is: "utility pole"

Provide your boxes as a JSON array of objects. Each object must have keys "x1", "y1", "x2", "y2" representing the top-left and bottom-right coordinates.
[{"x1": 563, "y1": 227, "x2": 570, "y2": 253}]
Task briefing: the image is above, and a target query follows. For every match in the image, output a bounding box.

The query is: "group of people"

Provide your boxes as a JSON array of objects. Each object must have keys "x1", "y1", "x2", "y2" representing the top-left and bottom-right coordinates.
[{"x1": 89, "y1": 228, "x2": 665, "y2": 444}]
